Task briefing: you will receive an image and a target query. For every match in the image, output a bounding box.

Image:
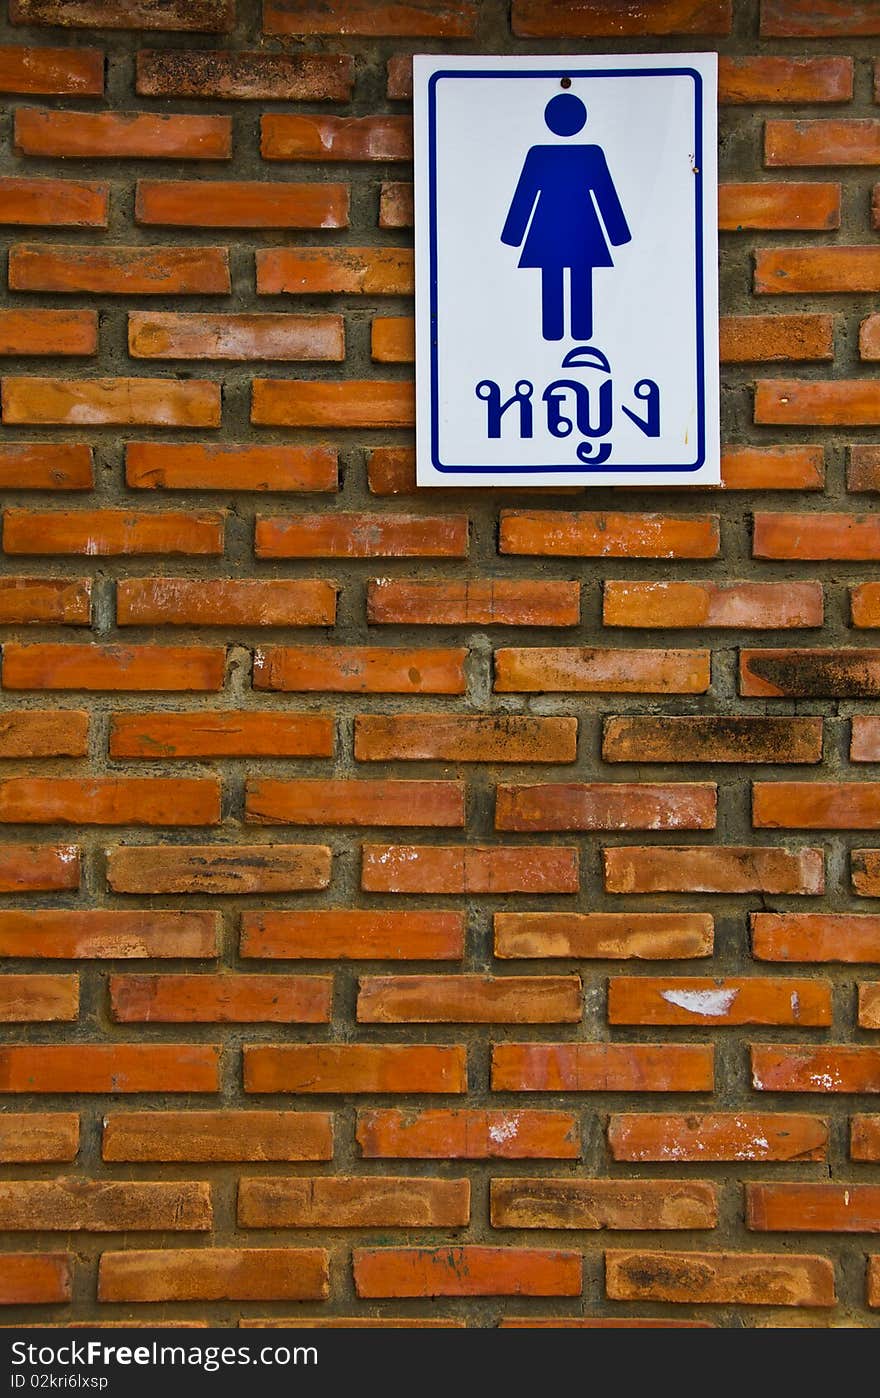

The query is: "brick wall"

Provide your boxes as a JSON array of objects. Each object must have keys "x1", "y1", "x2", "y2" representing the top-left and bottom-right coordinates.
[{"x1": 1, "y1": 0, "x2": 880, "y2": 1329}]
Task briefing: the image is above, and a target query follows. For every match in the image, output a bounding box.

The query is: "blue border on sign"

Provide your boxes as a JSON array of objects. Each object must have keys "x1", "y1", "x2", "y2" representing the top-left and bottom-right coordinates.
[{"x1": 427, "y1": 67, "x2": 707, "y2": 474}]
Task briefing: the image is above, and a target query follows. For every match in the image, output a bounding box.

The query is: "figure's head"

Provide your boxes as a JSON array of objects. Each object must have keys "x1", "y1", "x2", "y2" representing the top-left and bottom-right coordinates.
[{"x1": 544, "y1": 93, "x2": 587, "y2": 137}]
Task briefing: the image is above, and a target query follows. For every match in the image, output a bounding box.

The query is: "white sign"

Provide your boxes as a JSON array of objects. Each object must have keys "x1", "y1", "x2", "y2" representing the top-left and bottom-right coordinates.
[{"x1": 414, "y1": 53, "x2": 720, "y2": 487}]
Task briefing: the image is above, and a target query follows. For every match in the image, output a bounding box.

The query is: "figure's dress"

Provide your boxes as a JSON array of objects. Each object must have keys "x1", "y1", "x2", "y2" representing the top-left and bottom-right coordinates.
[{"x1": 501, "y1": 144, "x2": 631, "y2": 270}]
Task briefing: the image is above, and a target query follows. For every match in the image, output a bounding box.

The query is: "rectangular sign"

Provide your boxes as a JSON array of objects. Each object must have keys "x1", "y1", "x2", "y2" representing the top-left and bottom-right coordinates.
[{"x1": 414, "y1": 53, "x2": 719, "y2": 487}]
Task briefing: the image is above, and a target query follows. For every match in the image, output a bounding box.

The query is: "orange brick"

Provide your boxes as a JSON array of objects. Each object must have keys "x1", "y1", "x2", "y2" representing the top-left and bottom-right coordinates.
[
  {"x1": 721, "y1": 313, "x2": 832, "y2": 362},
  {"x1": 494, "y1": 648, "x2": 710, "y2": 694},
  {"x1": 0, "y1": 844, "x2": 80, "y2": 893},
  {"x1": 0, "y1": 44, "x2": 103, "y2": 94},
  {"x1": 103, "y1": 1111, "x2": 332, "y2": 1163},
  {"x1": 3, "y1": 508, "x2": 224, "y2": 556},
  {"x1": 0, "y1": 577, "x2": 90, "y2": 624},
  {"x1": 860, "y1": 315, "x2": 880, "y2": 360},
  {"x1": 2, "y1": 376, "x2": 220, "y2": 427},
  {"x1": 110, "y1": 974, "x2": 331, "y2": 1024},
  {"x1": 0, "y1": 443, "x2": 92, "y2": 489},
  {"x1": 741, "y1": 649, "x2": 880, "y2": 697},
  {"x1": 605, "y1": 580, "x2": 823, "y2": 627},
  {"x1": 752, "y1": 1045, "x2": 880, "y2": 1093},
  {"x1": 859, "y1": 985, "x2": 880, "y2": 1028},
  {"x1": 241, "y1": 909, "x2": 464, "y2": 961},
  {"x1": 379, "y1": 180, "x2": 412, "y2": 228},
  {"x1": 0, "y1": 175, "x2": 107, "y2": 226},
  {"x1": 719, "y1": 182, "x2": 839, "y2": 231},
  {"x1": 608, "y1": 976, "x2": 830, "y2": 1027},
  {"x1": 366, "y1": 579, "x2": 579, "y2": 627},
  {"x1": 0, "y1": 776, "x2": 220, "y2": 825},
  {"x1": 354, "y1": 714, "x2": 577, "y2": 763},
  {"x1": 98, "y1": 1249, "x2": 327, "y2": 1303},
  {"x1": 117, "y1": 578, "x2": 336, "y2": 627},
  {"x1": 853, "y1": 851, "x2": 880, "y2": 895},
  {"x1": 252, "y1": 379, "x2": 414, "y2": 428},
  {"x1": 357, "y1": 975, "x2": 582, "y2": 1024},
  {"x1": 604, "y1": 844, "x2": 823, "y2": 895},
  {"x1": 755, "y1": 513, "x2": 880, "y2": 559},
  {"x1": 490, "y1": 1178, "x2": 717, "y2": 1230},
  {"x1": 608, "y1": 1112, "x2": 828, "y2": 1162},
  {"x1": 719, "y1": 444, "x2": 825, "y2": 489},
  {"x1": 371, "y1": 316, "x2": 413, "y2": 363},
  {"x1": 495, "y1": 782, "x2": 716, "y2": 832},
  {"x1": 0, "y1": 710, "x2": 88, "y2": 757},
  {"x1": 491, "y1": 1043, "x2": 714, "y2": 1093},
  {"x1": 754, "y1": 782, "x2": 880, "y2": 829},
  {"x1": 3, "y1": 642, "x2": 225, "y2": 692},
  {"x1": 602, "y1": 715, "x2": 823, "y2": 764},
  {"x1": 10, "y1": 0, "x2": 235, "y2": 28},
  {"x1": 719, "y1": 55, "x2": 852, "y2": 104},
  {"x1": 0, "y1": 308, "x2": 96, "y2": 356},
  {"x1": 753, "y1": 912, "x2": 880, "y2": 963},
  {"x1": 109, "y1": 711, "x2": 333, "y2": 759},
  {"x1": 255, "y1": 513, "x2": 467, "y2": 558},
  {"x1": 245, "y1": 778, "x2": 464, "y2": 828},
  {"x1": 767, "y1": 120, "x2": 880, "y2": 166},
  {"x1": 9, "y1": 243, "x2": 231, "y2": 294},
  {"x1": 762, "y1": 0, "x2": 880, "y2": 35},
  {"x1": 254, "y1": 646, "x2": 465, "y2": 695},
  {"x1": 513, "y1": 0, "x2": 731, "y2": 34},
  {"x1": 136, "y1": 49, "x2": 354, "y2": 101},
  {"x1": 136, "y1": 180, "x2": 348, "y2": 229},
  {"x1": 758, "y1": 375, "x2": 880, "y2": 423},
  {"x1": 263, "y1": 1, "x2": 477, "y2": 35},
  {"x1": 0, "y1": 909, "x2": 218, "y2": 959},
  {"x1": 0, "y1": 1254, "x2": 71, "y2": 1305},
  {"x1": 494, "y1": 912, "x2": 713, "y2": 961},
  {"x1": 354, "y1": 1246, "x2": 581, "y2": 1297},
  {"x1": 257, "y1": 246, "x2": 412, "y2": 295},
  {"x1": 357, "y1": 1108, "x2": 579, "y2": 1159},
  {"x1": 106, "y1": 844, "x2": 331, "y2": 894},
  {"x1": 15, "y1": 108, "x2": 231, "y2": 159},
  {"x1": 128, "y1": 312, "x2": 343, "y2": 362},
  {"x1": 238, "y1": 1176, "x2": 468, "y2": 1228},
  {"x1": 126, "y1": 442, "x2": 336, "y2": 492},
  {"x1": 0, "y1": 1114, "x2": 79, "y2": 1163},
  {"x1": 0, "y1": 974, "x2": 78, "y2": 1023},
  {"x1": 851, "y1": 1117, "x2": 880, "y2": 1161},
  {"x1": 262, "y1": 113, "x2": 410, "y2": 161},
  {"x1": 756, "y1": 248, "x2": 880, "y2": 293},
  {"x1": 500, "y1": 510, "x2": 719, "y2": 558},
  {"x1": 850, "y1": 446, "x2": 880, "y2": 492},
  {"x1": 368, "y1": 446, "x2": 417, "y2": 493},
  {"x1": 244, "y1": 1044, "x2": 466, "y2": 1094},
  {"x1": 0, "y1": 1179, "x2": 211, "y2": 1231},
  {"x1": 606, "y1": 1249, "x2": 834, "y2": 1307},
  {"x1": 0, "y1": 1044, "x2": 219, "y2": 1093},
  {"x1": 362, "y1": 843, "x2": 579, "y2": 895}
]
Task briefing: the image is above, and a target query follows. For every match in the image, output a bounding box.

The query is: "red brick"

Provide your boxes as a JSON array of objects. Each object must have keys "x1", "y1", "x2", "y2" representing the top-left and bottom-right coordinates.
[
  {"x1": 606, "y1": 1249, "x2": 834, "y2": 1307},
  {"x1": 379, "y1": 181, "x2": 412, "y2": 228},
  {"x1": 0, "y1": 974, "x2": 78, "y2": 1022},
  {"x1": 136, "y1": 181, "x2": 348, "y2": 229},
  {"x1": 602, "y1": 715, "x2": 823, "y2": 763},
  {"x1": 357, "y1": 975, "x2": 582, "y2": 1024},
  {"x1": 3, "y1": 642, "x2": 225, "y2": 692},
  {"x1": 354, "y1": 1246, "x2": 581, "y2": 1297},
  {"x1": 752, "y1": 1045, "x2": 880, "y2": 1093},
  {"x1": 0, "y1": 44, "x2": 103, "y2": 95},
  {"x1": 0, "y1": 1045, "x2": 219, "y2": 1093},
  {"x1": 98, "y1": 1248, "x2": 327, "y2": 1303},
  {"x1": 110, "y1": 974, "x2": 331, "y2": 1024},
  {"x1": 752, "y1": 913, "x2": 880, "y2": 963},
  {"x1": 245, "y1": 778, "x2": 463, "y2": 828},
  {"x1": 608, "y1": 1112, "x2": 828, "y2": 1162},
  {"x1": 354, "y1": 714, "x2": 577, "y2": 763},
  {"x1": 368, "y1": 446, "x2": 417, "y2": 493},
  {"x1": 853, "y1": 851, "x2": 880, "y2": 895},
  {"x1": 490, "y1": 1178, "x2": 717, "y2": 1231},
  {"x1": 262, "y1": 114, "x2": 411, "y2": 162},
  {"x1": 15, "y1": 108, "x2": 230, "y2": 159},
  {"x1": 130, "y1": 312, "x2": 342, "y2": 362},
  {"x1": 762, "y1": 0, "x2": 880, "y2": 36},
  {"x1": 0, "y1": 1114, "x2": 79, "y2": 1163},
  {"x1": 719, "y1": 444, "x2": 825, "y2": 489},
  {"x1": 9, "y1": 243, "x2": 231, "y2": 295},
  {"x1": 767, "y1": 120, "x2": 880, "y2": 167},
  {"x1": 756, "y1": 248, "x2": 880, "y2": 294},
  {"x1": 608, "y1": 976, "x2": 830, "y2": 1027},
  {"x1": 255, "y1": 513, "x2": 466, "y2": 558},
  {"x1": 103, "y1": 1111, "x2": 332, "y2": 1163},
  {"x1": 0, "y1": 1254, "x2": 71, "y2": 1305},
  {"x1": 0, "y1": 844, "x2": 80, "y2": 893},
  {"x1": 741, "y1": 649, "x2": 880, "y2": 697},
  {"x1": 719, "y1": 182, "x2": 839, "y2": 231},
  {"x1": 0, "y1": 777, "x2": 220, "y2": 825},
  {"x1": 238, "y1": 1176, "x2": 469, "y2": 1228},
  {"x1": 362, "y1": 844, "x2": 579, "y2": 895},
  {"x1": 371, "y1": 317, "x2": 413, "y2": 363},
  {"x1": 0, "y1": 909, "x2": 218, "y2": 959},
  {"x1": 0, "y1": 1179, "x2": 211, "y2": 1232},
  {"x1": 244, "y1": 1044, "x2": 466, "y2": 1094},
  {"x1": 604, "y1": 845, "x2": 823, "y2": 895},
  {"x1": 263, "y1": 1, "x2": 477, "y2": 36},
  {"x1": 257, "y1": 246, "x2": 413, "y2": 295},
  {"x1": 0, "y1": 577, "x2": 90, "y2": 624},
  {"x1": 495, "y1": 648, "x2": 710, "y2": 694},
  {"x1": 2, "y1": 376, "x2": 220, "y2": 427},
  {"x1": 494, "y1": 912, "x2": 713, "y2": 961},
  {"x1": 496, "y1": 782, "x2": 716, "y2": 832},
  {"x1": 386, "y1": 54, "x2": 412, "y2": 100},
  {"x1": 0, "y1": 443, "x2": 92, "y2": 489},
  {"x1": 10, "y1": 0, "x2": 235, "y2": 28},
  {"x1": 719, "y1": 56, "x2": 852, "y2": 104},
  {"x1": 608, "y1": 580, "x2": 822, "y2": 628},
  {"x1": 0, "y1": 710, "x2": 88, "y2": 756},
  {"x1": 513, "y1": 0, "x2": 731, "y2": 34},
  {"x1": 860, "y1": 316, "x2": 880, "y2": 360},
  {"x1": 755, "y1": 513, "x2": 880, "y2": 560},
  {"x1": 117, "y1": 578, "x2": 336, "y2": 627},
  {"x1": 252, "y1": 379, "x2": 414, "y2": 429},
  {"x1": 254, "y1": 646, "x2": 465, "y2": 695},
  {"x1": 491, "y1": 1044, "x2": 713, "y2": 1093},
  {"x1": 859, "y1": 985, "x2": 880, "y2": 1028},
  {"x1": 357, "y1": 1108, "x2": 579, "y2": 1160},
  {"x1": 721, "y1": 313, "x2": 832, "y2": 362},
  {"x1": 126, "y1": 442, "x2": 336, "y2": 492},
  {"x1": 241, "y1": 909, "x2": 464, "y2": 961},
  {"x1": 848, "y1": 447, "x2": 880, "y2": 492},
  {"x1": 3, "y1": 508, "x2": 224, "y2": 556},
  {"x1": 500, "y1": 510, "x2": 719, "y2": 558},
  {"x1": 0, "y1": 175, "x2": 107, "y2": 226},
  {"x1": 106, "y1": 844, "x2": 331, "y2": 894},
  {"x1": 0, "y1": 308, "x2": 96, "y2": 356},
  {"x1": 850, "y1": 1117, "x2": 880, "y2": 1161},
  {"x1": 755, "y1": 782, "x2": 880, "y2": 829},
  {"x1": 366, "y1": 579, "x2": 579, "y2": 628},
  {"x1": 136, "y1": 49, "x2": 353, "y2": 101},
  {"x1": 109, "y1": 711, "x2": 333, "y2": 759},
  {"x1": 762, "y1": 382, "x2": 877, "y2": 430}
]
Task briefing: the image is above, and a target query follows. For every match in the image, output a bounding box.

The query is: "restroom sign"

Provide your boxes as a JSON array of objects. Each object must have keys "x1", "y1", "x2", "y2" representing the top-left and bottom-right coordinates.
[{"x1": 414, "y1": 53, "x2": 720, "y2": 487}]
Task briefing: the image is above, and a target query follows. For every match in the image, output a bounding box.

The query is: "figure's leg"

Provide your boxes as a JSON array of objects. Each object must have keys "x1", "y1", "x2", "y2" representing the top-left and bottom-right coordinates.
[
  {"x1": 541, "y1": 266, "x2": 564, "y2": 341},
  {"x1": 570, "y1": 263, "x2": 593, "y2": 341}
]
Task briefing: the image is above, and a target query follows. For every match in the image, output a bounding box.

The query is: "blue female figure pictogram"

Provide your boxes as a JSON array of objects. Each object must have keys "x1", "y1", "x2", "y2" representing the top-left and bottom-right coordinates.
[{"x1": 501, "y1": 92, "x2": 632, "y2": 342}]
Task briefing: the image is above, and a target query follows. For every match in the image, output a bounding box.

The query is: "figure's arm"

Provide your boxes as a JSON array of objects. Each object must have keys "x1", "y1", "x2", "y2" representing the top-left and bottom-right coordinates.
[
  {"x1": 590, "y1": 149, "x2": 631, "y2": 247},
  {"x1": 500, "y1": 149, "x2": 541, "y2": 247}
]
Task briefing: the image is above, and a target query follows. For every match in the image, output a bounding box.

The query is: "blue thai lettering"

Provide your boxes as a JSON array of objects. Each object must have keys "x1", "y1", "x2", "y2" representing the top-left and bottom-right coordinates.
[{"x1": 475, "y1": 378, "x2": 534, "y2": 438}]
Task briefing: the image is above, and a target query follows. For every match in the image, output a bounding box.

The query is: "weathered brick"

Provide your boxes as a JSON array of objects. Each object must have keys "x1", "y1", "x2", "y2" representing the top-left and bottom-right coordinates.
[
  {"x1": 860, "y1": 316, "x2": 880, "y2": 361},
  {"x1": 496, "y1": 782, "x2": 716, "y2": 832},
  {"x1": 4, "y1": 508, "x2": 224, "y2": 556},
  {"x1": 254, "y1": 646, "x2": 465, "y2": 694},
  {"x1": 103, "y1": 1111, "x2": 332, "y2": 1162},
  {"x1": 491, "y1": 1044, "x2": 714, "y2": 1093},
  {"x1": 495, "y1": 648, "x2": 710, "y2": 694},
  {"x1": 499, "y1": 1318, "x2": 712, "y2": 1329},
  {"x1": 262, "y1": 1, "x2": 477, "y2": 36},
  {"x1": 357, "y1": 975, "x2": 582, "y2": 1024},
  {"x1": 608, "y1": 976, "x2": 831, "y2": 1026},
  {"x1": 719, "y1": 182, "x2": 839, "y2": 231},
  {"x1": 512, "y1": 0, "x2": 731, "y2": 34},
  {"x1": 0, "y1": 176, "x2": 107, "y2": 226},
  {"x1": 2, "y1": 642, "x2": 225, "y2": 692},
  {"x1": 379, "y1": 180, "x2": 412, "y2": 228},
  {"x1": 252, "y1": 379, "x2": 414, "y2": 429},
  {"x1": 850, "y1": 1117, "x2": 880, "y2": 1161},
  {"x1": 245, "y1": 778, "x2": 463, "y2": 828},
  {"x1": 98, "y1": 1249, "x2": 327, "y2": 1303},
  {"x1": 741, "y1": 649, "x2": 880, "y2": 698},
  {"x1": 0, "y1": 1254, "x2": 71, "y2": 1305},
  {"x1": 719, "y1": 56, "x2": 852, "y2": 104},
  {"x1": 361, "y1": 843, "x2": 579, "y2": 895},
  {"x1": 0, "y1": 1114, "x2": 79, "y2": 1164},
  {"x1": 0, "y1": 308, "x2": 96, "y2": 356},
  {"x1": 109, "y1": 711, "x2": 333, "y2": 759},
  {"x1": 238, "y1": 1176, "x2": 469, "y2": 1228},
  {"x1": 0, "y1": 909, "x2": 218, "y2": 959},
  {"x1": 136, "y1": 181, "x2": 348, "y2": 229},
  {"x1": 766, "y1": 120, "x2": 880, "y2": 166},
  {"x1": 129, "y1": 312, "x2": 343, "y2": 362},
  {"x1": 752, "y1": 1045, "x2": 880, "y2": 1093},
  {"x1": 494, "y1": 912, "x2": 713, "y2": 961},
  {"x1": 354, "y1": 714, "x2": 577, "y2": 763},
  {"x1": 241, "y1": 910, "x2": 464, "y2": 962},
  {"x1": 762, "y1": 0, "x2": 880, "y2": 35},
  {"x1": 0, "y1": 1180, "x2": 211, "y2": 1231},
  {"x1": 0, "y1": 443, "x2": 92, "y2": 489},
  {"x1": 719, "y1": 445, "x2": 825, "y2": 489},
  {"x1": 0, "y1": 974, "x2": 78, "y2": 1023},
  {"x1": 136, "y1": 49, "x2": 354, "y2": 101},
  {"x1": 117, "y1": 578, "x2": 336, "y2": 627},
  {"x1": 859, "y1": 985, "x2": 880, "y2": 1029},
  {"x1": 720, "y1": 313, "x2": 832, "y2": 361},
  {"x1": 9, "y1": 243, "x2": 231, "y2": 295},
  {"x1": 608, "y1": 1112, "x2": 828, "y2": 1162},
  {"x1": 2, "y1": 376, "x2": 220, "y2": 427},
  {"x1": 0, "y1": 844, "x2": 80, "y2": 893},
  {"x1": 490, "y1": 1179, "x2": 717, "y2": 1231},
  {"x1": 0, "y1": 710, "x2": 89, "y2": 757},
  {"x1": 0, "y1": 1045, "x2": 219, "y2": 1093},
  {"x1": 125, "y1": 442, "x2": 336, "y2": 492},
  {"x1": 604, "y1": 845, "x2": 823, "y2": 895},
  {"x1": 753, "y1": 913, "x2": 880, "y2": 963},
  {"x1": 500, "y1": 510, "x2": 719, "y2": 558},
  {"x1": 606, "y1": 1249, "x2": 834, "y2": 1307},
  {"x1": 107, "y1": 844, "x2": 330, "y2": 895},
  {"x1": 366, "y1": 579, "x2": 579, "y2": 628},
  {"x1": 755, "y1": 513, "x2": 880, "y2": 559},
  {"x1": 257, "y1": 246, "x2": 412, "y2": 295},
  {"x1": 386, "y1": 54, "x2": 412, "y2": 100},
  {"x1": 244, "y1": 1045, "x2": 466, "y2": 1094},
  {"x1": 110, "y1": 974, "x2": 331, "y2": 1024},
  {"x1": 0, "y1": 776, "x2": 220, "y2": 825},
  {"x1": 255, "y1": 513, "x2": 467, "y2": 558},
  {"x1": 0, "y1": 44, "x2": 103, "y2": 95},
  {"x1": 357, "y1": 1109, "x2": 579, "y2": 1160},
  {"x1": 849, "y1": 447, "x2": 880, "y2": 492},
  {"x1": 754, "y1": 782, "x2": 880, "y2": 829},
  {"x1": 0, "y1": 577, "x2": 90, "y2": 625},
  {"x1": 354, "y1": 1246, "x2": 581, "y2": 1297},
  {"x1": 10, "y1": 0, "x2": 235, "y2": 29},
  {"x1": 604, "y1": 580, "x2": 821, "y2": 628},
  {"x1": 853, "y1": 851, "x2": 880, "y2": 895},
  {"x1": 262, "y1": 114, "x2": 411, "y2": 162},
  {"x1": 756, "y1": 249, "x2": 880, "y2": 294},
  {"x1": 603, "y1": 715, "x2": 822, "y2": 764},
  {"x1": 15, "y1": 109, "x2": 231, "y2": 160},
  {"x1": 371, "y1": 317, "x2": 414, "y2": 363}
]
